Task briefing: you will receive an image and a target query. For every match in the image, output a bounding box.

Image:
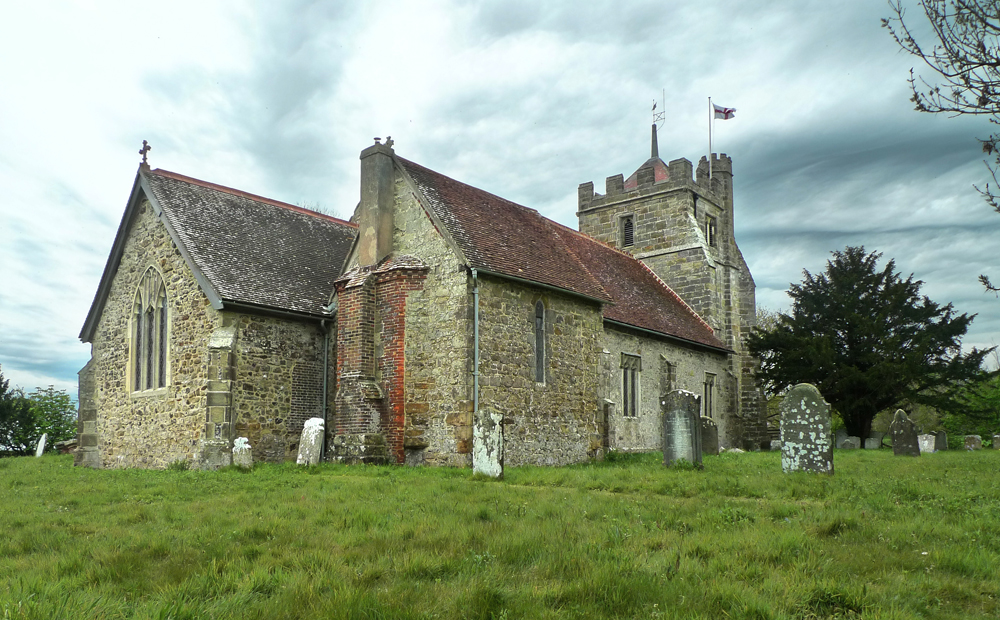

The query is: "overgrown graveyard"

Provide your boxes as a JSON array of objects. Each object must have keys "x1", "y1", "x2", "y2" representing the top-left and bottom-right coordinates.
[{"x1": 2, "y1": 450, "x2": 998, "y2": 619}]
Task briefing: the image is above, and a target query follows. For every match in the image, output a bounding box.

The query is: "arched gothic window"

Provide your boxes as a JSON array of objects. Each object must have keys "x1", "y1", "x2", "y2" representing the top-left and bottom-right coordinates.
[
  {"x1": 534, "y1": 301, "x2": 545, "y2": 383},
  {"x1": 132, "y1": 268, "x2": 168, "y2": 391}
]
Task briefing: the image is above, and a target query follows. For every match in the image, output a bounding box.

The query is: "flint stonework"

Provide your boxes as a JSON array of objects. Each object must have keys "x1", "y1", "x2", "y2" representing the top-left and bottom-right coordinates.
[
  {"x1": 701, "y1": 417, "x2": 719, "y2": 456},
  {"x1": 662, "y1": 390, "x2": 702, "y2": 467},
  {"x1": 779, "y1": 383, "x2": 833, "y2": 474},
  {"x1": 964, "y1": 435, "x2": 982, "y2": 450},
  {"x1": 472, "y1": 407, "x2": 503, "y2": 478},
  {"x1": 232, "y1": 436, "x2": 253, "y2": 468},
  {"x1": 296, "y1": 417, "x2": 325, "y2": 465},
  {"x1": 889, "y1": 410, "x2": 920, "y2": 456}
]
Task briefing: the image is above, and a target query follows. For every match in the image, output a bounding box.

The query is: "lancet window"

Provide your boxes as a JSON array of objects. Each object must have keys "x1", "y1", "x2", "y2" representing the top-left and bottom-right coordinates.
[
  {"x1": 132, "y1": 268, "x2": 169, "y2": 391},
  {"x1": 534, "y1": 301, "x2": 545, "y2": 383}
]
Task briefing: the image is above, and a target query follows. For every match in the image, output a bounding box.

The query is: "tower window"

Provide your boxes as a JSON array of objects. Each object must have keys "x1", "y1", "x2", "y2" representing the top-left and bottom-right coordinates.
[
  {"x1": 706, "y1": 215, "x2": 717, "y2": 247},
  {"x1": 621, "y1": 215, "x2": 634, "y2": 248}
]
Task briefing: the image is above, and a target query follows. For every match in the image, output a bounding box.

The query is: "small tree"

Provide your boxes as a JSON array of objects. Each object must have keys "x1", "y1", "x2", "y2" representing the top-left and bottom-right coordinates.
[
  {"x1": 27, "y1": 387, "x2": 77, "y2": 450},
  {"x1": 0, "y1": 366, "x2": 37, "y2": 456},
  {"x1": 883, "y1": 0, "x2": 1000, "y2": 292},
  {"x1": 748, "y1": 247, "x2": 992, "y2": 441}
]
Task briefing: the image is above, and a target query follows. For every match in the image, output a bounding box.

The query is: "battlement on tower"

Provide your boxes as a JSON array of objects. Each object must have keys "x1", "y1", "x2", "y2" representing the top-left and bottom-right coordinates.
[{"x1": 578, "y1": 153, "x2": 732, "y2": 212}]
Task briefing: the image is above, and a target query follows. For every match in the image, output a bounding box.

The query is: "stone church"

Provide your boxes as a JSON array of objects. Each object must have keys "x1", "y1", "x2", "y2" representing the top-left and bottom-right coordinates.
[{"x1": 77, "y1": 129, "x2": 763, "y2": 469}]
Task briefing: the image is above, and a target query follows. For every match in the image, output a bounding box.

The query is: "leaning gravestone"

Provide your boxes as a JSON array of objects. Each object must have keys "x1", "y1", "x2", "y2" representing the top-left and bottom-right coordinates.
[
  {"x1": 964, "y1": 435, "x2": 982, "y2": 450},
  {"x1": 889, "y1": 410, "x2": 920, "y2": 456},
  {"x1": 472, "y1": 407, "x2": 503, "y2": 478},
  {"x1": 296, "y1": 417, "x2": 325, "y2": 465},
  {"x1": 662, "y1": 390, "x2": 702, "y2": 467},
  {"x1": 841, "y1": 437, "x2": 860, "y2": 450},
  {"x1": 232, "y1": 437, "x2": 253, "y2": 469},
  {"x1": 780, "y1": 383, "x2": 833, "y2": 474},
  {"x1": 34, "y1": 433, "x2": 47, "y2": 457},
  {"x1": 835, "y1": 428, "x2": 849, "y2": 449},
  {"x1": 701, "y1": 417, "x2": 720, "y2": 456},
  {"x1": 917, "y1": 434, "x2": 936, "y2": 454}
]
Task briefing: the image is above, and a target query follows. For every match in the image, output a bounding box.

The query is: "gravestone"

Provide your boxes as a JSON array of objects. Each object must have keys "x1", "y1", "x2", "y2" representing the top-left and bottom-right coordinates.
[
  {"x1": 993, "y1": 434, "x2": 1000, "y2": 450},
  {"x1": 932, "y1": 430, "x2": 948, "y2": 451},
  {"x1": 917, "y1": 434, "x2": 936, "y2": 454},
  {"x1": 779, "y1": 383, "x2": 833, "y2": 474},
  {"x1": 472, "y1": 407, "x2": 503, "y2": 478},
  {"x1": 770, "y1": 439, "x2": 782, "y2": 452},
  {"x1": 232, "y1": 437, "x2": 253, "y2": 469},
  {"x1": 835, "y1": 428, "x2": 849, "y2": 449},
  {"x1": 841, "y1": 437, "x2": 860, "y2": 450},
  {"x1": 662, "y1": 390, "x2": 702, "y2": 467},
  {"x1": 964, "y1": 435, "x2": 982, "y2": 450},
  {"x1": 866, "y1": 432, "x2": 885, "y2": 449},
  {"x1": 34, "y1": 433, "x2": 47, "y2": 457},
  {"x1": 701, "y1": 417, "x2": 719, "y2": 456},
  {"x1": 296, "y1": 417, "x2": 325, "y2": 465},
  {"x1": 889, "y1": 410, "x2": 920, "y2": 456}
]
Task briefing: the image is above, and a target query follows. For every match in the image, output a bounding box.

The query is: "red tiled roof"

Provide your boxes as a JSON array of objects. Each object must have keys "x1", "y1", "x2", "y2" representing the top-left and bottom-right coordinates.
[{"x1": 399, "y1": 157, "x2": 727, "y2": 351}]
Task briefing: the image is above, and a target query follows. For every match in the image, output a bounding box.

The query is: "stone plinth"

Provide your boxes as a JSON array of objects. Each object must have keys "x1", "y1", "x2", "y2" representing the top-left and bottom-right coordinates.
[
  {"x1": 662, "y1": 390, "x2": 702, "y2": 467},
  {"x1": 472, "y1": 407, "x2": 503, "y2": 478},
  {"x1": 198, "y1": 439, "x2": 232, "y2": 470},
  {"x1": 296, "y1": 418, "x2": 325, "y2": 465},
  {"x1": 332, "y1": 433, "x2": 389, "y2": 465},
  {"x1": 779, "y1": 383, "x2": 833, "y2": 474},
  {"x1": 889, "y1": 410, "x2": 920, "y2": 457}
]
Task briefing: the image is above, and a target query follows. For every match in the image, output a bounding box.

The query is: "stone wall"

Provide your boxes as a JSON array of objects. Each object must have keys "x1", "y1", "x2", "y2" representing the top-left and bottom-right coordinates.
[
  {"x1": 477, "y1": 277, "x2": 604, "y2": 466},
  {"x1": 83, "y1": 199, "x2": 220, "y2": 469},
  {"x1": 231, "y1": 313, "x2": 334, "y2": 463},
  {"x1": 601, "y1": 326, "x2": 732, "y2": 451}
]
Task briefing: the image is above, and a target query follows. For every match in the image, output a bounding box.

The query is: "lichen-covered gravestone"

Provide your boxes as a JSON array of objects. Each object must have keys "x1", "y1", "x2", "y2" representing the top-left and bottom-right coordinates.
[
  {"x1": 889, "y1": 410, "x2": 920, "y2": 456},
  {"x1": 232, "y1": 437, "x2": 253, "y2": 469},
  {"x1": 770, "y1": 439, "x2": 782, "y2": 452},
  {"x1": 296, "y1": 417, "x2": 325, "y2": 465},
  {"x1": 701, "y1": 417, "x2": 719, "y2": 456},
  {"x1": 917, "y1": 434, "x2": 936, "y2": 454},
  {"x1": 34, "y1": 433, "x2": 47, "y2": 457},
  {"x1": 472, "y1": 407, "x2": 503, "y2": 479},
  {"x1": 662, "y1": 390, "x2": 702, "y2": 467},
  {"x1": 964, "y1": 435, "x2": 983, "y2": 450},
  {"x1": 779, "y1": 383, "x2": 833, "y2": 474}
]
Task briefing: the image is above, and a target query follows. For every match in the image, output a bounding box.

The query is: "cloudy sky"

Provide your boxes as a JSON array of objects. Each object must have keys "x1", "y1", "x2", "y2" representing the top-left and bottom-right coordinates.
[{"x1": 1, "y1": 0, "x2": 998, "y2": 399}]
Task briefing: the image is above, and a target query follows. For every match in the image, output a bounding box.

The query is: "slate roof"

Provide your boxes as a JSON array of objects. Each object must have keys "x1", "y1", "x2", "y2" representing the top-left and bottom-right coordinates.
[
  {"x1": 144, "y1": 169, "x2": 357, "y2": 316},
  {"x1": 398, "y1": 157, "x2": 728, "y2": 352}
]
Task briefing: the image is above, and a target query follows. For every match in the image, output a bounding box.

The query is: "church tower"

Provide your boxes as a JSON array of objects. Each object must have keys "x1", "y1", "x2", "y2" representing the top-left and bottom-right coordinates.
[{"x1": 577, "y1": 126, "x2": 765, "y2": 447}]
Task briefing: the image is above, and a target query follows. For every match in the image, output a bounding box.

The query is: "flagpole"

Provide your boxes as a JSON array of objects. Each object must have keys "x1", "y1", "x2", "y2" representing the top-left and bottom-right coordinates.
[{"x1": 708, "y1": 97, "x2": 713, "y2": 178}]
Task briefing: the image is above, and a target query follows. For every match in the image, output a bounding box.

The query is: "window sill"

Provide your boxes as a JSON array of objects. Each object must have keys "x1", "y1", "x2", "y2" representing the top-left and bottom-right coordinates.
[{"x1": 131, "y1": 387, "x2": 169, "y2": 400}]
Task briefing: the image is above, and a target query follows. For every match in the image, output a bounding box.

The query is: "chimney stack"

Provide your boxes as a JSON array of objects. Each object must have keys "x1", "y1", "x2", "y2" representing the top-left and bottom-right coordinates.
[{"x1": 358, "y1": 137, "x2": 395, "y2": 266}]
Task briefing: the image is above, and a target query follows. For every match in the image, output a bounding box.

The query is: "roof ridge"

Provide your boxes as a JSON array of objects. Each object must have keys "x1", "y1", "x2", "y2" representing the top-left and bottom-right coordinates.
[
  {"x1": 149, "y1": 168, "x2": 357, "y2": 228},
  {"x1": 396, "y1": 157, "x2": 541, "y2": 215}
]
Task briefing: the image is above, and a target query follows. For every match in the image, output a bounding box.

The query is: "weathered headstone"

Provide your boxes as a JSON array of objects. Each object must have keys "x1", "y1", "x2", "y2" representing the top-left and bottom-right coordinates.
[
  {"x1": 701, "y1": 417, "x2": 719, "y2": 456},
  {"x1": 232, "y1": 436, "x2": 253, "y2": 469},
  {"x1": 842, "y1": 437, "x2": 860, "y2": 450},
  {"x1": 917, "y1": 434, "x2": 936, "y2": 454},
  {"x1": 866, "y1": 432, "x2": 885, "y2": 449},
  {"x1": 964, "y1": 435, "x2": 982, "y2": 451},
  {"x1": 835, "y1": 428, "x2": 849, "y2": 449},
  {"x1": 34, "y1": 433, "x2": 47, "y2": 457},
  {"x1": 993, "y1": 434, "x2": 1000, "y2": 450},
  {"x1": 662, "y1": 390, "x2": 702, "y2": 467},
  {"x1": 296, "y1": 417, "x2": 325, "y2": 465},
  {"x1": 889, "y1": 410, "x2": 920, "y2": 456},
  {"x1": 770, "y1": 439, "x2": 782, "y2": 452},
  {"x1": 472, "y1": 407, "x2": 503, "y2": 478},
  {"x1": 932, "y1": 430, "x2": 948, "y2": 451},
  {"x1": 779, "y1": 383, "x2": 833, "y2": 474}
]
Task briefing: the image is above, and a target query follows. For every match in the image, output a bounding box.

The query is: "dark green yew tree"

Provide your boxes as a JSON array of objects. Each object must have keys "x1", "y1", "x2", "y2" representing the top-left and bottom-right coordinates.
[{"x1": 748, "y1": 247, "x2": 992, "y2": 441}]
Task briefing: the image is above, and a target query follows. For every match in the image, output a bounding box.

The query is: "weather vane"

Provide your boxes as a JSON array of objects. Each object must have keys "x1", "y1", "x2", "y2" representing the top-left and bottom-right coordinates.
[
  {"x1": 139, "y1": 140, "x2": 152, "y2": 165},
  {"x1": 652, "y1": 89, "x2": 665, "y2": 128}
]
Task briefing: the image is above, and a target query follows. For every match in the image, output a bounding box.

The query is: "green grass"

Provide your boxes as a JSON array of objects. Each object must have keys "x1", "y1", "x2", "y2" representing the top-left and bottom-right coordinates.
[{"x1": 1, "y1": 450, "x2": 999, "y2": 619}]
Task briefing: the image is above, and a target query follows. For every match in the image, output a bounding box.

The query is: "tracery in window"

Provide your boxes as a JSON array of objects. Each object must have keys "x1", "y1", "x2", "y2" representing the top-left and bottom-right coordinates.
[{"x1": 132, "y1": 267, "x2": 168, "y2": 391}]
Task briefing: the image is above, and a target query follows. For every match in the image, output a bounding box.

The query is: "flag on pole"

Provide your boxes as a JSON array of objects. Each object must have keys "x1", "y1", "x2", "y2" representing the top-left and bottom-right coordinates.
[{"x1": 712, "y1": 103, "x2": 736, "y2": 120}]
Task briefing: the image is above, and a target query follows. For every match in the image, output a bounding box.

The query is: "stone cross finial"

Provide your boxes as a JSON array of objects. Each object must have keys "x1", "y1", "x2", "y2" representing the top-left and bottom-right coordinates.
[
  {"x1": 385, "y1": 136, "x2": 394, "y2": 148},
  {"x1": 139, "y1": 140, "x2": 151, "y2": 165}
]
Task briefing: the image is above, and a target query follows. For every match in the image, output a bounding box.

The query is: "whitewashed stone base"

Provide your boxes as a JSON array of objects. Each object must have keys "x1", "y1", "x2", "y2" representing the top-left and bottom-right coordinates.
[{"x1": 233, "y1": 437, "x2": 253, "y2": 468}]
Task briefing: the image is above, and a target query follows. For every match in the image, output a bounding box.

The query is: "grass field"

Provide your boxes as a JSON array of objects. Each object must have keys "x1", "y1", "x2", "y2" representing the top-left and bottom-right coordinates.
[{"x1": 1, "y1": 449, "x2": 999, "y2": 619}]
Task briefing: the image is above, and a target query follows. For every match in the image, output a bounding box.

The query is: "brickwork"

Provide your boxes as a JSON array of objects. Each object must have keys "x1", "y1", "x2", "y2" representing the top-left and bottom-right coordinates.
[
  {"x1": 601, "y1": 326, "x2": 733, "y2": 451},
  {"x1": 476, "y1": 276, "x2": 604, "y2": 466}
]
